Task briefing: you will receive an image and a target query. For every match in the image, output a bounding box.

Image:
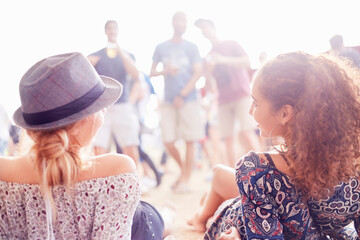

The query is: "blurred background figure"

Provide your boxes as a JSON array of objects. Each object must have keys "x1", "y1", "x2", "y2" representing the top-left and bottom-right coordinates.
[
  {"x1": 195, "y1": 18, "x2": 261, "y2": 167},
  {"x1": 126, "y1": 71, "x2": 163, "y2": 187},
  {"x1": 150, "y1": 12, "x2": 204, "y2": 193},
  {"x1": 7, "y1": 124, "x2": 21, "y2": 156},
  {"x1": 197, "y1": 79, "x2": 226, "y2": 173},
  {"x1": 87, "y1": 20, "x2": 160, "y2": 191},
  {"x1": 0, "y1": 104, "x2": 10, "y2": 155},
  {"x1": 88, "y1": 20, "x2": 140, "y2": 162},
  {"x1": 328, "y1": 34, "x2": 360, "y2": 68}
]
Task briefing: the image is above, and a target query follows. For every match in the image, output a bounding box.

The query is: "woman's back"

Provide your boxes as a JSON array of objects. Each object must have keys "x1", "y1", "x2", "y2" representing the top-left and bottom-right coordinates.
[
  {"x1": 241, "y1": 152, "x2": 360, "y2": 239},
  {"x1": 308, "y1": 176, "x2": 360, "y2": 238},
  {"x1": 1, "y1": 52, "x2": 141, "y2": 239},
  {"x1": 0, "y1": 154, "x2": 140, "y2": 240}
]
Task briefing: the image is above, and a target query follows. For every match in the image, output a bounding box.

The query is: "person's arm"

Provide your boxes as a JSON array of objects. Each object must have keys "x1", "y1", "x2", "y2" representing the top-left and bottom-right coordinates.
[
  {"x1": 179, "y1": 61, "x2": 203, "y2": 97},
  {"x1": 149, "y1": 44, "x2": 166, "y2": 78},
  {"x1": 207, "y1": 41, "x2": 250, "y2": 69},
  {"x1": 173, "y1": 61, "x2": 203, "y2": 108},
  {"x1": 208, "y1": 52, "x2": 250, "y2": 69},
  {"x1": 149, "y1": 61, "x2": 164, "y2": 78},
  {"x1": 116, "y1": 46, "x2": 139, "y2": 82},
  {"x1": 204, "y1": 59, "x2": 219, "y2": 97}
]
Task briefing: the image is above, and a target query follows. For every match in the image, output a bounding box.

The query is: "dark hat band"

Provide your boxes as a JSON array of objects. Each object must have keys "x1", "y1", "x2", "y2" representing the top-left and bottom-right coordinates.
[{"x1": 22, "y1": 82, "x2": 105, "y2": 126}]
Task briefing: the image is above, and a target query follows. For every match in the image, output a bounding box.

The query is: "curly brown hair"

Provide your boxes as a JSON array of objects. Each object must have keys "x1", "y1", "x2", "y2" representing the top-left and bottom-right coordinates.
[{"x1": 257, "y1": 51, "x2": 360, "y2": 200}]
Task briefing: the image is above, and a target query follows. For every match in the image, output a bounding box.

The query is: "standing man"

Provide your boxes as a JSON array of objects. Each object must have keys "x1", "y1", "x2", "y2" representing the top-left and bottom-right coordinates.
[
  {"x1": 150, "y1": 12, "x2": 204, "y2": 192},
  {"x1": 195, "y1": 18, "x2": 261, "y2": 167},
  {"x1": 88, "y1": 20, "x2": 141, "y2": 169}
]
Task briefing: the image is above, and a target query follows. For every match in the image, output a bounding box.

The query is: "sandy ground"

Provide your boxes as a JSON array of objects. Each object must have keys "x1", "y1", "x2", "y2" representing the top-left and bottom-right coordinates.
[{"x1": 141, "y1": 145, "x2": 212, "y2": 240}]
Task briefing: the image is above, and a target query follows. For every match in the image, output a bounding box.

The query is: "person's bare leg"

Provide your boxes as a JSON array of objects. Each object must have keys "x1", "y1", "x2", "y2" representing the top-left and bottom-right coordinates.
[
  {"x1": 224, "y1": 136, "x2": 236, "y2": 167},
  {"x1": 200, "y1": 140, "x2": 211, "y2": 165},
  {"x1": 164, "y1": 142, "x2": 184, "y2": 187},
  {"x1": 208, "y1": 125, "x2": 225, "y2": 166},
  {"x1": 238, "y1": 130, "x2": 261, "y2": 155},
  {"x1": 187, "y1": 164, "x2": 239, "y2": 232},
  {"x1": 183, "y1": 141, "x2": 195, "y2": 183},
  {"x1": 141, "y1": 162, "x2": 151, "y2": 177},
  {"x1": 123, "y1": 145, "x2": 141, "y2": 173}
]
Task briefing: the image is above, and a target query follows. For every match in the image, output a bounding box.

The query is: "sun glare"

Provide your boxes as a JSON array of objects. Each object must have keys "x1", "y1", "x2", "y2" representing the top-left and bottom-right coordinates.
[{"x1": 0, "y1": 0, "x2": 359, "y2": 118}]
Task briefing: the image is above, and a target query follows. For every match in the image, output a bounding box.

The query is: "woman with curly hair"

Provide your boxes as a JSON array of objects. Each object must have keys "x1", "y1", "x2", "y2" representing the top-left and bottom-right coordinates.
[{"x1": 189, "y1": 51, "x2": 360, "y2": 239}]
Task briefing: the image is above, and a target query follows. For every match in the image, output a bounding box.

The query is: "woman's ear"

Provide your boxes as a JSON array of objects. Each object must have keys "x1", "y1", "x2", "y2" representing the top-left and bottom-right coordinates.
[{"x1": 280, "y1": 104, "x2": 294, "y2": 125}]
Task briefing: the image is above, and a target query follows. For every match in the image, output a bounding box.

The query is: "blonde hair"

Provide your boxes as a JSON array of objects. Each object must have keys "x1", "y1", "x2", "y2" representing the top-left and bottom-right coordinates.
[
  {"x1": 28, "y1": 126, "x2": 83, "y2": 209},
  {"x1": 257, "y1": 52, "x2": 360, "y2": 199}
]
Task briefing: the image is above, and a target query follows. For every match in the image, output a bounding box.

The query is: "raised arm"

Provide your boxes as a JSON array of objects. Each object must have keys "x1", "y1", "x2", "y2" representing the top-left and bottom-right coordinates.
[
  {"x1": 116, "y1": 46, "x2": 139, "y2": 82},
  {"x1": 208, "y1": 53, "x2": 250, "y2": 69}
]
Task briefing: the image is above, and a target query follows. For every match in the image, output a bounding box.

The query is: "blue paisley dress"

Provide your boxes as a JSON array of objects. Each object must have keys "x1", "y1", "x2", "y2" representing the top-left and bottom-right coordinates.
[{"x1": 205, "y1": 152, "x2": 360, "y2": 240}]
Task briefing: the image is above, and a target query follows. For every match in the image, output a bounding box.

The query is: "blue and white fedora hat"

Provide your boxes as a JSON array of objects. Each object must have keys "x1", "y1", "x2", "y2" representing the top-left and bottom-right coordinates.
[{"x1": 13, "y1": 52, "x2": 122, "y2": 130}]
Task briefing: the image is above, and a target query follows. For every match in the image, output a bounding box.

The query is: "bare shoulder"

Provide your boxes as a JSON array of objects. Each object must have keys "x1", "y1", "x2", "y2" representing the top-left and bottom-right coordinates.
[
  {"x1": 0, "y1": 156, "x2": 13, "y2": 179},
  {"x1": 255, "y1": 150, "x2": 292, "y2": 175},
  {"x1": 0, "y1": 156, "x2": 34, "y2": 183},
  {"x1": 252, "y1": 151, "x2": 267, "y2": 160},
  {"x1": 102, "y1": 153, "x2": 137, "y2": 173},
  {"x1": 251, "y1": 151, "x2": 277, "y2": 162},
  {"x1": 238, "y1": 151, "x2": 274, "y2": 166},
  {"x1": 84, "y1": 153, "x2": 137, "y2": 180}
]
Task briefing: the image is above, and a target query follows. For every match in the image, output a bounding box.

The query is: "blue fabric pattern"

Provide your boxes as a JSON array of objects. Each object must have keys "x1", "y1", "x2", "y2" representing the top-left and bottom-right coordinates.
[
  {"x1": 205, "y1": 152, "x2": 320, "y2": 239},
  {"x1": 308, "y1": 176, "x2": 360, "y2": 238},
  {"x1": 205, "y1": 152, "x2": 360, "y2": 239}
]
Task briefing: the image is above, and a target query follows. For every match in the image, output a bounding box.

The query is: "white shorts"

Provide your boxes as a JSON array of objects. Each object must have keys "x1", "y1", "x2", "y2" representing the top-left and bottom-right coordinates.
[
  {"x1": 94, "y1": 103, "x2": 140, "y2": 149},
  {"x1": 218, "y1": 97, "x2": 257, "y2": 139},
  {"x1": 160, "y1": 101, "x2": 205, "y2": 143}
]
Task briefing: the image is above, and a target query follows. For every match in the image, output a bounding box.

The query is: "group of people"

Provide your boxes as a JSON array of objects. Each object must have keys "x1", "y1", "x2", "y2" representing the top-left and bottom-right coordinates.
[
  {"x1": 85, "y1": 12, "x2": 263, "y2": 195},
  {"x1": 150, "y1": 12, "x2": 263, "y2": 193},
  {"x1": 0, "y1": 10, "x2": 360, "y2": 240}
]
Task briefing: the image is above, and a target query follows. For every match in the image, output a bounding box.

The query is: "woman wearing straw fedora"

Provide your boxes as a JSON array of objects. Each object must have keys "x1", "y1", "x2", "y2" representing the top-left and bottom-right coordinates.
[{"x1": 0, "y1": 52, "x2": 166, "y2": 239}]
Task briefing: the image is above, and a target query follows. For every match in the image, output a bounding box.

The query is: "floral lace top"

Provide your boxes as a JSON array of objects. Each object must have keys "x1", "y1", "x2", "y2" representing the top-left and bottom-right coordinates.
[{"x1": 0, "y1": 172, "x2": 140, "y2": 240}]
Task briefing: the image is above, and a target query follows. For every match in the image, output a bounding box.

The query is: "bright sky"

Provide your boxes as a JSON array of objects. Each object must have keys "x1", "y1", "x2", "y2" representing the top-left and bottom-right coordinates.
[{"x1": 0, "y1": 0, "x2": 359, "y2": 119}]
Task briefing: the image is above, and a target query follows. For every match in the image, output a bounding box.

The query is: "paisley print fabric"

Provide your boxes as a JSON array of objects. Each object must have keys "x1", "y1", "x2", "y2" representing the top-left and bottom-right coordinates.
[
  {"x1": 205, "y1": 152, "x2": 320, "y2": 240},
  {"x1": 0, "y1": 172, "x2": 140, "y2": 240},
  {"x1": 308, "y1": 176, "x2": 360, "y2": 239},
  {"x1": 205, "y1": 152, "x2": 360, "y2": 239}
]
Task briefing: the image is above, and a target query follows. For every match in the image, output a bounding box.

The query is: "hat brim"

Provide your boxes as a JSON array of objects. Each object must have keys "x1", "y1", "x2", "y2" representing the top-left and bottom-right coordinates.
[{"x1": 13, "y1": 76, "x2": 122, "y2": 131}]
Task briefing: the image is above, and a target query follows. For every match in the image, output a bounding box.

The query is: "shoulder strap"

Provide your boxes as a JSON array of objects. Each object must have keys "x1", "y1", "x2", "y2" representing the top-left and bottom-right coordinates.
[{"x1": 263, "y1": 153, "x2": 275, "y2": 167}]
